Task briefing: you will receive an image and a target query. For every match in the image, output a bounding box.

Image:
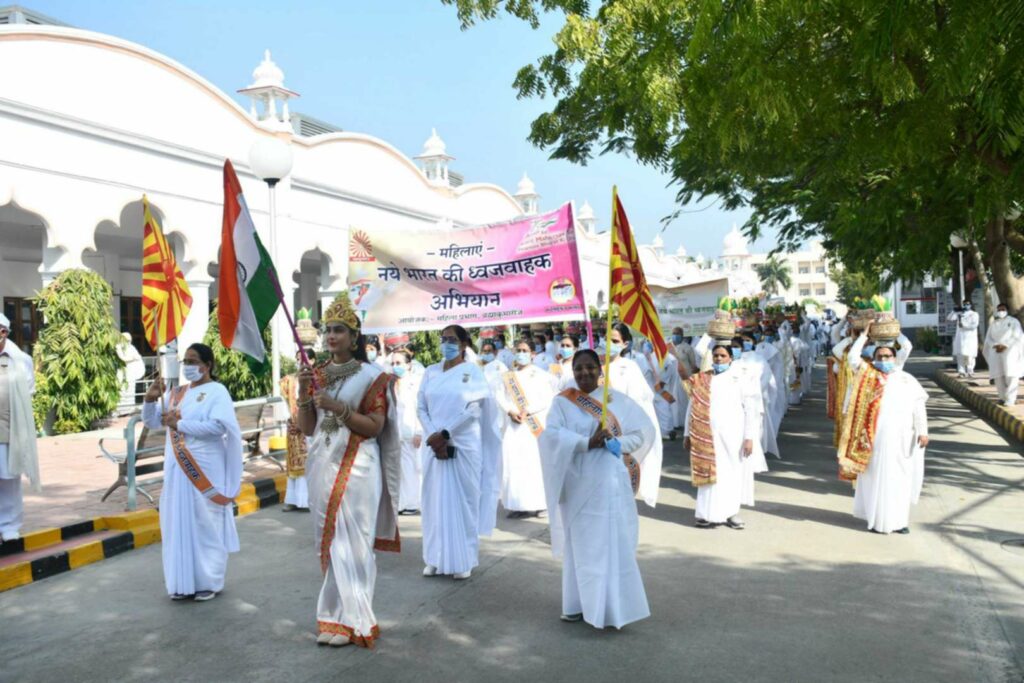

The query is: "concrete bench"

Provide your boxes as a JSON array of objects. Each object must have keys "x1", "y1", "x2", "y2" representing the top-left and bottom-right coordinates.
[{"x1": 99, "y1": 396, "x2": 288, "y2": 510}]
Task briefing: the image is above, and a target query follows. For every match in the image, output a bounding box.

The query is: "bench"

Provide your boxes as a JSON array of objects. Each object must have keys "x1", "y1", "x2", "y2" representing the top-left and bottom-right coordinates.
[{"x1": 99, "y1": 396, "x2": 288, "y2": 511}]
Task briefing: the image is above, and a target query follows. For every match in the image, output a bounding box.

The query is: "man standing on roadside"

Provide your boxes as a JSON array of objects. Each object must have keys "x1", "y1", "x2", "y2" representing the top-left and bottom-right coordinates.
[
  {"x1": 983, "y1": 303, "x2": 1024, "y2": 406},
  {"x1": 0, "y1": 313, "x2": 39, "y2": 543},
  {"x1": 947, "y1": 300, "x2": 980, "y2": 378}
]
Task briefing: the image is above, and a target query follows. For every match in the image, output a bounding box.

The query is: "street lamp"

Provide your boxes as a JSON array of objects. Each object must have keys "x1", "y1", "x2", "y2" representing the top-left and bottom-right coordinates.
[
  {"x1": 949, "y1": 232, "x2": 968, "y2": 304},
  {"x1": 249, "y1": 136, "x2": 293, "y2": 397}
]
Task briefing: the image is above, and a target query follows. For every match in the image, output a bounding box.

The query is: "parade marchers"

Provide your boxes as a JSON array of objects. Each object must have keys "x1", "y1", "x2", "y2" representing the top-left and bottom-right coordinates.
[{"x1": 0, "y1": 299, "x2": 935, "y2": 649}]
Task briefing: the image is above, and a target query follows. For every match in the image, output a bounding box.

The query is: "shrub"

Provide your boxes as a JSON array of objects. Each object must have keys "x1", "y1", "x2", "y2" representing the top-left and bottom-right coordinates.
[
  {"x1": 32, "y1": 269, "x2": 122, "y2": 434},
  {"x1": 915, "y1": 326, "x2": 940, "y2": 354},
  {"x1": 202, "y1": 303, "x2": 273, "y2": 400}
]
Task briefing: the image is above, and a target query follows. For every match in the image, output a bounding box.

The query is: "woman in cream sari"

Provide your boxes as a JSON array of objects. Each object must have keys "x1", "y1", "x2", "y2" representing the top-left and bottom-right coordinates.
[{"x1": 297, "y1": 294, "x2": 400, "y2": 649}]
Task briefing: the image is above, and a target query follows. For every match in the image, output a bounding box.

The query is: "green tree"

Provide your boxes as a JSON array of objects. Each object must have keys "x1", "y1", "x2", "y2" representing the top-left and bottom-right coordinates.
[
  {"x1": 443, "y1": 0, "x2": 1024, "y2": 306},
  {"x1": 32, "y1": 269, "x2": 122, "y2": 434},
  {"x1": 754, "y1": 257, "x2": 792, "y2": 297},
  {"x1": 834, "y1": 269, "x2": 882, "y2": 308},
  {"x1": 203, "y1": 303, "x2": 273, "y2": 400}
]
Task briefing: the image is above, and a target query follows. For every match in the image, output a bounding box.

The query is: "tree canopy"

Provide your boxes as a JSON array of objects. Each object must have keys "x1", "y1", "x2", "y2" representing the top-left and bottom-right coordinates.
[{"x1": 443, "y1": 0, "x2": 1024, "y2": 304}]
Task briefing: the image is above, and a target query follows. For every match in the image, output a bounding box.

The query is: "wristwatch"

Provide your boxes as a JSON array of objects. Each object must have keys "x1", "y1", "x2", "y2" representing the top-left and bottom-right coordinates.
[{"x1": 441, "y1": 429, "x2": 451, "y2": 441}]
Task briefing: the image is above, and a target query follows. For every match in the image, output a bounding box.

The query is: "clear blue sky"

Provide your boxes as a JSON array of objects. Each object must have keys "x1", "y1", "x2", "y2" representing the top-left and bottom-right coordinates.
[{"x1": 26, "y1": 0, "x2": 769, "y2": 258}]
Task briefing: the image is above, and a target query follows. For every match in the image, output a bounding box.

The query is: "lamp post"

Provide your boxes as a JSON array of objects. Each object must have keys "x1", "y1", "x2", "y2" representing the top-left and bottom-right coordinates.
[
  {"x1": 949, "y1": 232, "x2": 968, "y2": 304},
  {"x1": 249, "y1": 136, "x2": 293, "y2": 397}
]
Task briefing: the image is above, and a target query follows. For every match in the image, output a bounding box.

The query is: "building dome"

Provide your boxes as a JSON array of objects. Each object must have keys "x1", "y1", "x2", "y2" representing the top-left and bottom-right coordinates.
[
  {"x1": 419, "y1": 128, "x2": 450, "y2": 159},
  {"x1": 515, "y1": 172, "x2": 537, "y2": 197},
  {"x1": 652, "y1": 234, "x2": 664, "y2": 249},
  {"x1": 676, "y1": 243, "x2": 687, "y2": 257},
  {"x1": 578, "y1": 200, "x2": 595, "y2": 221},
  {"x1": 250, "y1": 49, "x2": 285, "y2": 89},
  {"x1": 721, "y1": 224, "x2": 749, "y2": 258}
]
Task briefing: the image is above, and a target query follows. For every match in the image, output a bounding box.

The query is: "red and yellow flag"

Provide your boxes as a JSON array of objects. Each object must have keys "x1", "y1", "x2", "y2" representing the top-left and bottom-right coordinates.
[
  {"x1": 141, "y1": 196, "x2": 192, "y2": 350},
  {"x1": 609, "y1": 188, "x2": 668, "y2": 366}
]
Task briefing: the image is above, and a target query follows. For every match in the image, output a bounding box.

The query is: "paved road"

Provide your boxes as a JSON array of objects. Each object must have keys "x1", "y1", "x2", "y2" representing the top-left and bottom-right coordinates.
[{"x1": 2, "y1": 359, "x2": 1022, "y2": 683}]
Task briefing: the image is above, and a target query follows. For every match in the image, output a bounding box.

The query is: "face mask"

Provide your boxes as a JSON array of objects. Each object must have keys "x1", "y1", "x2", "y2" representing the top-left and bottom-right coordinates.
[
  {"x1": 672, "y1": 334, "x2": 684, "y2": 345},
  {"x1": 742, "y1": 341, "x2": 754, "y2": 352},
  {"x1": 554, "y1": 335, "x2": 562, "y2": 342},
  {"x1": 963, "y1": 304, "x2": 972, "y2": 310},
  {"x1": 392, "y1": 364, "x2": 407, "y2": 377},
  {"x1": 712, "y1": 363, "x2": 729, "y2": 374},
  {"x1": 580, "y1": 339, "x2": 590, "y2": 350},
  {"x1": 873, "y1": 360, "x2": 896, "y2": 374},
  {"x1": 731, "y1": 347, "x2": 741, "y2": 360},
  {"x1": 608, "y1": 343, "x2": 623, "y2": 357},
  {"x1": 863, "y1": 344, "x2": 876, "y2": 359},
  {"x1": 997, "y1": 311, "x2": 1008, "y2": 319},
  {"x1": 480, "y1": 353, "x2": 495, "y2": 363},
  {"x1": 642, "y1": 341, "x2": 654, "y2": 354},
  {"x1": 534, "y1": 344, "x2": 544, "y2": 353},
  {"x1": 367, "y1": 350, "x2": 378, "y2": 362},
  {"x1": 560, "y1": 347, "x2": 573, "y2": 359},
  {"x1": 495, "y1": 340, "x2": 504, "y2": 349},
  {"x1": 183, "y1": 365, "x2": 204, "y2": 382},
  {"x1": 441, "y1": 342, "x2": 460, "y2": 361},
  {"x1": 515, "y1": 351, "x2": 532, "y2": 366}
]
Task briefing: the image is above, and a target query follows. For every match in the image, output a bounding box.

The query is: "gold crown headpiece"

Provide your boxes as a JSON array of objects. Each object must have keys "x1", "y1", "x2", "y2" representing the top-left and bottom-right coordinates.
[{"x1": 322, "y1": 292, "x2": 361, "y2": 331}]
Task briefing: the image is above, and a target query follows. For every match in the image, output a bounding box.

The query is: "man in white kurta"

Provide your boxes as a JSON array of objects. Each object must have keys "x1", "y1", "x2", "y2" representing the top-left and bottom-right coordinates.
[
  {"x1": 497, "y1": 349, "x2": 557, "y2": 516},
  {"x1": 947, "y1": 302, "x2": 980, "y2": 377},
  {"x1": 685, "y1": 348, "x2": 767, "y2": 528},
  {"x1": 0, "y1": 315, "x2": 39, "y2": 542},
  {"x1": 731, "y1": 336, "x2": 780, "y2": 457},
  {"x1": 755, "y1": 335, "x2": 786, "y2": 438},
  {"x1": 390, "y1": 353, "x2": 424, "y2": 513},
  {"x1": 983, "y1": 304, "x2": 1024, "y2": 406},
  {"x1": 539, "y1": 377, "x2": 655, "y2": 629},
  {"x1": 844, "y1": 334, "x2": 929, "y2": 533}
]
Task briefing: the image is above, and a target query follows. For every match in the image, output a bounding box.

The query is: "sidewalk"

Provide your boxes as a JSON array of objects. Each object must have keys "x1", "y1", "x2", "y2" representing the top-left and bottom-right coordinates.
[
  {"x1": 22, "y1": 416, "x2": 284, "y2": 531},
  {"x1": 933, "y1": 364, "x2": 1024, "y2": 442}
]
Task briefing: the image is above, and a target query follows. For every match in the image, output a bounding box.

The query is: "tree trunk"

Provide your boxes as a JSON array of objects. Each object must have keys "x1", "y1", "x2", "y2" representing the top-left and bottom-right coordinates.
[
  {"x1": 984, "y1": 215, "x2": 1024, "y2": 316},
  {"x1": 968, "y1": 237, "x2": 996, "y2": 321}
]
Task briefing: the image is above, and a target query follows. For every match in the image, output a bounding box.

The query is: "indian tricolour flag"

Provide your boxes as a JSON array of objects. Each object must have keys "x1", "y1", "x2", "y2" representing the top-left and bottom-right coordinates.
[{"x1": 218, "y1": 159, "x2": 280, "y2": 367}]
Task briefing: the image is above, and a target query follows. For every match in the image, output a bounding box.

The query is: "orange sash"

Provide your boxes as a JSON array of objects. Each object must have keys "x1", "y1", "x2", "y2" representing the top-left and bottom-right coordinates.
[
  {"x1": 836, "y1": 365, "x2": 887, "y2": 481},
  {"x1": 559, "y1": 388, "x2": 640, "y2": 494},
  {"x1": 167, "y1": 386, "x2": 233, "y2": 506},
  {"x1": 685, "y1": 371, "x2": 716, "y2": 487},
  {"x1": 503, "y1": 370, "x2": 544, "y2": 437},
  {"x1": 825, "y1": 357, "x2": 837, "y2": 421}
]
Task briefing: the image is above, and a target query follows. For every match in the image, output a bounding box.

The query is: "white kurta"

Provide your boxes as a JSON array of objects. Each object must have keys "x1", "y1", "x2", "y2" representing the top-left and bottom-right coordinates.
[
  {"x1": 983, "y1": 316, "x2": 1024, "y2": 379},
  {"x1": 685, "y1": 369, "x2": 767, "y2": 523},
  {"x1": 733, "y1": 351, "x2": 780, "y2": 457},
  {"x1": 850, "y1": 370, "x2": 929, "y2": 533},
  {"x1": 418, "y1": 361, "x2": 501, "y2": 575},
  {"x1": 756, "y1": 341, "x2": 786, "y2": 436},
  {"x1": 539, "y1": 388, "x2": 655, "y2": 629},
  {"x1": 143, "y1": 383, "x2": 242, "y2": 596},
  {"x1": 638, "y1": 352, "x2": 682, "y2": 436},
  {"x1": 948, "y1": 310, "x2": 980, "y2": 358},
  {"x1": 605, "y1": 355, "x2": 663, "y2": 506},
  {"x1": 0, "y1": 341, "x2": 37, "y2": 538},
  {"x1": 496, "y1": 365, "x2": 556, "y2": 512},
  {"x1": 395, "y1": 371, "x2": 423, "y2": 511}
]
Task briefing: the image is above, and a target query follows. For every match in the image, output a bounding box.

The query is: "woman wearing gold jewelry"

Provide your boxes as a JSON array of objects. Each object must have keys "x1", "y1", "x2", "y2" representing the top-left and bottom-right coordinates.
[{"x1": 297, "y1": 293, "x2": 401, "y2": 649}]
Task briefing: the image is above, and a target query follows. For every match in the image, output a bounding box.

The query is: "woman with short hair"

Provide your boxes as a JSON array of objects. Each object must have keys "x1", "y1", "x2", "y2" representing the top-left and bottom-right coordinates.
[
  {"x1": 143, "y1": 343, "x2": 243, "y2": 602},
  {"x1": 417, "y1": 325, "x2": 501, "y2": 580}
]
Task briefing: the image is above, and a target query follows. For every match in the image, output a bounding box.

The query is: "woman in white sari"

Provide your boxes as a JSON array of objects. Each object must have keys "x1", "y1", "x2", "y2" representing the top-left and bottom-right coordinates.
[
  {"x1": 297, "y1": 295, "x2": 401, "y2": 649},
  {"x1": 539, "y1": 349, "x2": 655, "y2": 629},
  {"x1": 389, "y1": 349, "x2": 423, "y2": 515},
  {"x1": 142, "y1": 343, "x2": 242, "y2": 602},
  {"x1": 418, "y1": 325, "x2": 501, "y2": 580}
]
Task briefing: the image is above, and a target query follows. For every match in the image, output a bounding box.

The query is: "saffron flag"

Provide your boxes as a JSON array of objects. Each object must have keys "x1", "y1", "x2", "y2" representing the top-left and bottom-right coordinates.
[
  {"x1": 610, "y1": 189, "x2": 669, "y2": 366},
  {"x1": 218, "y1": 160, "x2": 280, "y2": 366},
  {"x1": 141, "y1": 196, "x2": 192, "y2": 350}
]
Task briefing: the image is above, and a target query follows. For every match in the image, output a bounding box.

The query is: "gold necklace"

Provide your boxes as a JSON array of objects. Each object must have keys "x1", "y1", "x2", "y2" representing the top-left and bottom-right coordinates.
[{"x1": 320, "y1": 359, "x2": 361, "y2": 444}]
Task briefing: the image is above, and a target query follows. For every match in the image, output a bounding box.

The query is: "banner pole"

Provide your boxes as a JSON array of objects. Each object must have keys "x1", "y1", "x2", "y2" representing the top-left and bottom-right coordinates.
[
  {"x1": 600, "y1": 186, "x2": 618, "y2": 429},
  {"x1": 267, "y1": 268, "x2": 318, "y2": 390}
]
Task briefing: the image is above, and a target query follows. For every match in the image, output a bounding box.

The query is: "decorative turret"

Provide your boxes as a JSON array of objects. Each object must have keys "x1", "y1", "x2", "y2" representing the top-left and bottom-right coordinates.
[
  {"x1": 578, "y1": 200, "x2": 597, "y2": 234},
  {"x1": 514, "y1": 172, "x2": 539, "y2": 215},
  {"x1": 415, "y1": 129, "x2": 454, "y2": 186},
  {"x1": 238, "y1": 50, "x2": 299, "y2": 132}
]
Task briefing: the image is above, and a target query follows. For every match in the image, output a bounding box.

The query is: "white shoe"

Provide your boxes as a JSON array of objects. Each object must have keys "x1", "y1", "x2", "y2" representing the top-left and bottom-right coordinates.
[
  {"x1": 1, "y1": 531, "x2": 20, "y2": 542},
  {"x1": 193, "y1": 590, "x2": 217, "y2": 601},
  {"x1": 316, "y1": 632, "x2": 333, "y2": 645},
  {"x1": 329, "y1": 634, "x2": 352, "y2": 647},
  {"x1": 422, "y1": 565, "x2": 438, "y2": 577},
  {"x1": 453, "y1": 570, "x2": 472, "y2": 580}
]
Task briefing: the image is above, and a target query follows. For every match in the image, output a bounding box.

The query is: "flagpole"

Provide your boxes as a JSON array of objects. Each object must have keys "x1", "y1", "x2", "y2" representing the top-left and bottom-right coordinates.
[
  {"x1": 600, "y1": 186, "x2": 618, "y2": 429},
  {"x1": 266, "y1": 267, "x2": 318, "y2": 389},
  {"x1": 154, "y1": 317, "x2": 167, "y2": 415}
]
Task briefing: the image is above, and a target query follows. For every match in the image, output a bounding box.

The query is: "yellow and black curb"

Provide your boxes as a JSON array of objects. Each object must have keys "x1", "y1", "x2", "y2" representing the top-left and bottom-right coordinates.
[
  {"x1": 0, "y1": 472, "x2": 289, "y2": 593},
  {"x1": 933, "y1": 370, "x2": 1024, "y2": 442}
]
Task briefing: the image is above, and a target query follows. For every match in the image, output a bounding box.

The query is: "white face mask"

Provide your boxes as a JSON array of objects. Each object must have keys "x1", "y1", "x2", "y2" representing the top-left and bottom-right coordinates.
[
  {"x1": 183, "y1": 365, "x2": 204, "y2": 383},
  {"x1": 996, "y1": 311, "x2": 1008, "y2": 319}
]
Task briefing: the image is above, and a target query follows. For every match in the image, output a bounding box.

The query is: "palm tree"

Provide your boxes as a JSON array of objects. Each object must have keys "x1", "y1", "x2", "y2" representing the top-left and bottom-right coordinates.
[{"x1": 755, "y1": 257, "x2": 792, "y2": 297}]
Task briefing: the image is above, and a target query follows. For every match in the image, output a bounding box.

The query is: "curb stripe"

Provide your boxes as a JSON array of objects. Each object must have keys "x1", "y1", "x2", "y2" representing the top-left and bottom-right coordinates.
[
  {"x1": 933, "y1": 369, "x2": 1024, "y2": 446},
  {"x1": 0, "y1": 472, "x2": 288, "y2": 593}
]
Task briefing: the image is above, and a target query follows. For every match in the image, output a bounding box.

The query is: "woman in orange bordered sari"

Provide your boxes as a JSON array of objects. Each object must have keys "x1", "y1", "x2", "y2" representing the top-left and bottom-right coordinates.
[{"x1": 297, "y1": 294, "x2": 400, "y2": 649}]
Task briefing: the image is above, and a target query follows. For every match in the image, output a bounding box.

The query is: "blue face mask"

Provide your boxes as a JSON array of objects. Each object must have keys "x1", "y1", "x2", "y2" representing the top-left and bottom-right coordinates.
[
  {"x1": 480, "y1": 352, "x2": 495, "y2": 363},
  {"x1": 495, "y1": 339, "x2": 504, "y2": 349},
  {"x1": 608, "y1": 343, "x2": 623, "y2": 357},
  {"x1": 440, "y1": 342, "x2": 460, "y2": 361},
  {"x1": 534, "y1": 344, "x2": 544, "y2": 353},
  {"x1": 874, "y1": 360, "x2": 896, "y2": 374},
  {"x1": 642, "y1": 341, "x2": 654, "y2": 354},
  {"x1": 559, "y1": 347, "x2": 573, "y2": 359},
  {"x1": 863, "y1": 344, "x2": 877, "y2": 359},
  {"x1": 580, "y1": 339, "x2": 590, "y2": 349},
  {"x1": 731, "y1": 347, "x2": 742, "y2": 360},
  {"x1": 672, "y1": 334, "x2": 684, "y2": 345},
  {"x1": 367, "y1": 349, "x2": 378, "y2": 362},
  {"x1": 742, "y1": 341, "x2": 754, "y2": 352},
  {"x1": 554, "y1": 335, "x2": 562, "y2": 342},
  {"x1": 712, "y1": 363, "x2": 730, "y2": 374},
  {"x1": 515, "y1": 351, "x2": 532, "y2": 366},
  {"x1": 392, "y1": 364, "x2": 407, "y2": 377}
]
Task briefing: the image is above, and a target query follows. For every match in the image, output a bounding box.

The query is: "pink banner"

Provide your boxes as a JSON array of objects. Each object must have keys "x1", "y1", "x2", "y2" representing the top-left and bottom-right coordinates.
[{"x1": 347, "y1": 204, "x2": 586, "y2": 332}]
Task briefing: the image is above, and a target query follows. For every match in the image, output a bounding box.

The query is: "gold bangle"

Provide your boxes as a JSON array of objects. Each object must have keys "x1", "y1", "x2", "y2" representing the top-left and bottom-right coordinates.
[{"x1": 297, "y1": 398, "x2": 313, "y2": 409}]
